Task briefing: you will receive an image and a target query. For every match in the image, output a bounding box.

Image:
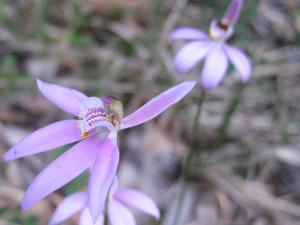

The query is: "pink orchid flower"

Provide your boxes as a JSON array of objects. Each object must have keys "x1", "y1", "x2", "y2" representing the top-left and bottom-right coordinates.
[
  {"x1": 49, "y1": 183, "x2": 160, "y2": 225},
  {"x1": 4, "y1": 79, "x2": 195, "y2": 221},
  {"x1": 170, "y1": 0, "x2": 252, "y2": 89}
]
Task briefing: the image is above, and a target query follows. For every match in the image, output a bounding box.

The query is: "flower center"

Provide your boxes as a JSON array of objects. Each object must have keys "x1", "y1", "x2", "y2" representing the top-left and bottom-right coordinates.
[
  {"x1": 218, "y1": 21, "x2": 230, "y2": 31},
  {"x1": 78, "y1": 97, "x2": 119, "y2": 137},
  {"x1": 209, "y1": 19, "x2": 233, "y2": 41}
]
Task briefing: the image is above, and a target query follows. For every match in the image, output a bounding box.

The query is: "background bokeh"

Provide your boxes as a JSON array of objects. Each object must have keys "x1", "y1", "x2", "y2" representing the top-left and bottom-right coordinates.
[{"x1": 1, "y1": 0, "x2": 300, "y2": 224}]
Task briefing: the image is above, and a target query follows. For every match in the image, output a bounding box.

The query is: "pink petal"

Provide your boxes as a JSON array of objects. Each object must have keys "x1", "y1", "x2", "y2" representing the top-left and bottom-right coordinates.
[
  {"x1": 80, "y1": 208, "x2": 94, "y2": 225},
  {"x1": 222, "y1": 0, "x2": 243, "y2": 26},
  {"x1": 108, "y1": 199, "x2": 136, "y2": 225},
  {"x1": 49, "y1": 192, "x2": 87, "y2": 225},
  {"x1": 4, "y1": 120, "x2": 82, "y2": 161},
  {"x1": 173, "y1": 41, "x2": 213, "y2": 74},
  {"x1": 88, "y1": 138, "x2": 120, "y2": 222},
  {"x1": 224, "y1": 44, "x2": 252, "y2": 82},
  {"x1": 121, "y1": 80, "x2": 196, "y2": 129},
  {"x1": 21, "y1": 135, "x2": 102, "y2": 210},
  {"x1": 114, "y1": 189, "x2": 160, "y2": 219},
  {"x1": 200, "y1": 44, "x2": 229, "y2": 89},
  {"x1": 37, "y1": 80, "x2": 87, "y2": 116},
  {"x1": 170, "y1": 27, "x2": 208, "y2": 41},
  {"x1": 80, "y1": 208, "x2": 104, "y2": 225}
]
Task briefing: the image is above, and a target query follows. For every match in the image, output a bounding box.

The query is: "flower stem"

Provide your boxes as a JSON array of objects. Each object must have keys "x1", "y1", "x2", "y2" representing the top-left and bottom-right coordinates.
[
  {"x1": 217, "y1": 83, "x2": 244, "y2": 142},
  {"x1": 104, "y1": 214, "x2": 108, "y2": 225},
  {"x1": 184, "y1": 91, "x2": 206, "y2": 176},
  {"x1": 104, "y1": 213, "x2": 109, "y2": 225},
  {"x1": 104, "y1": 199, "x2": 109, "y2": 225},
  {"x1": 172, "y1": 91, "x2": 206, "y2": 225}
]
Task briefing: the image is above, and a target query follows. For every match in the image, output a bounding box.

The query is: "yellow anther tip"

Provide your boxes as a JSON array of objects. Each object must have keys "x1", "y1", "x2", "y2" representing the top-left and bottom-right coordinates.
[
  {"x1": 209, "y1": 32, "x2": 218, "y2": 40},
  {"x1": 81, "y1": 132, "x2": 89, "y2": 138}
]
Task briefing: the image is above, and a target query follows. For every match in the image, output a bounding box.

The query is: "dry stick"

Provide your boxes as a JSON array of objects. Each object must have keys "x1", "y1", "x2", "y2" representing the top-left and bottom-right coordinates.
[{"x1": 172, "y1": 91, "x2": 206, "y2": 225}]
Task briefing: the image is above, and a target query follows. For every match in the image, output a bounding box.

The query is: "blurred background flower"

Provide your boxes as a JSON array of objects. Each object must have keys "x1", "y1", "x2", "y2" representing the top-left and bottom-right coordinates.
[
  {"x1": 49, "y1": 179, "x2": 160, "y2": 225},
  {"x1": 170, "y1": 0, "x2": 252, "y2": 89}
]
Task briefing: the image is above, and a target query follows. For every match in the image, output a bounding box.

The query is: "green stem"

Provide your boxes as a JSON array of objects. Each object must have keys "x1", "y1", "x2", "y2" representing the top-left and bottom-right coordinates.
[
  {"x1": 104, "y1": 198, "x2": 109, "y2": 225},
  {"x1": 217, "y1": 83, "x2": 245, "y2": 141},
  {"x1": 184, "y1": 91, "x2": 206, "y2": 176},
  {"x1": 172, "y1": 91, "x2": 206, "y2": 225},
  {"x1": 104, "y1": 213, "x2": 109, "y2": 225}
]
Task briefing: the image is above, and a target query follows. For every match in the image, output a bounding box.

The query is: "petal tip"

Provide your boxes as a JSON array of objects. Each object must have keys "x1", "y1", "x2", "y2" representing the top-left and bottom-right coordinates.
[
  {"x1": 200, "y1": 80, "x2": 219, "y2": 90},
  {"x1": 21, "y1": 199, "x2": 30, "y2": 211},
  {"x1": 180, "y1": 80, "x2": 197, "y2": 92},
  {"x1": 21, "y1": 192, "x2": 39, "y2": 211},
  {"x1": 241, "y1": 75, "x2": 251, "y2": 83},
  {"x1": 90, "y1": 209, "x2": 101, "y2": 224},
  {"x1": 152, "y1": 207, "x2": 161, "y2": 220},
  {"x1": 155, "y1": 211, "x2": 161, "y2": 220},
  {"x1": 36, "y1": 79, "x2": 48, "y2": 94},
  {"x1": 185, "y1": 80, "x2": 197, "y2": 87},
  {"x1": 3, "y1": 151, "x2": 13, "y2": 161},
  {"x1": 36, "y1": 79, "x2": 45, "y2": 88},
  {"x1": 4, "y1": 147, "x2": 21, "y2": 161}
]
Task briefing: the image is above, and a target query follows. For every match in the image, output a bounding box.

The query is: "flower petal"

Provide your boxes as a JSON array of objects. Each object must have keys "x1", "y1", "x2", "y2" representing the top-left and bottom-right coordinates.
[
  {"x1": 173, "y1": 41, "x2": 213, "y2": 74},
  {"x1": 80, "y1": 208, "x2": 104, "y2": 225},
  {"x1": 224, "y1": 44, "x2": 252, "y2": 82},
  {"x1": 121, "y1": 80, "x2": 196, "y2": 129},
  {"x1": 222, "y1": 0, "x2": 243, "y2": 26},
  {"x1": 108, "y1": 199, "x2": 136, "y2": 225},
  {"x1": 200, "y1": 44, "x2": 229, "y2": 89},
  {"x1": 4, "y1": 120, "x2": 82, "y2": 161},
  {"x1": 80, "y1": 208, "x2": 94, "y2": 225},
  {"x1": 114, "y1": 189, "x2": 160, "y2": 219},
  {"x1": 49, "y1": 192, "x2": 87, "y2": 225},
  {"x1": 21, "y1": 135, "x2": 102, "y2": 210},
  {"x1": 169, "y1": 27, "x2": 208, "y2": 41},
  {"x1": 88, "y1": 138, "x2": 120, "y2": 222},
  {"x1": 37, "y1": 80, "x2": 87, "y2": 116}
]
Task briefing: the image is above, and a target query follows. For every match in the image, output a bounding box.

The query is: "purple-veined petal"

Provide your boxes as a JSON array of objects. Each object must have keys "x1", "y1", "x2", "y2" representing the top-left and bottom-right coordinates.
[
  {"x1": 4, "y1": 120, "x2": 82, "y2": 161},
  {"x1": 37, "y1": 80, "x2": 87, "y2": 116},
  {"x1": 224, "y1": 44, "x2": 252, "y2": 82},
  {"x1": 200, "y1": 44, "x2": 229, "y2": 89},
  {"x1": 80, "y1": 208, "x2": 104, "y2": 225},
  {"x1": 173, "y1": 40, "x2": 213, "y2": 74},
  {"x1": 169, "y1": 27, "x2": 208, "y2": 41},
  {"x1": 114, "y1": 189, "x2": 160, "y2": 219},
  {"x1": 121, "y1": 80, "x2": 196, "y2": 129},
  {"x1": 80, "y1": 97, "x2": 104, "y2": 113},
  {"x1": 49, "y1": 192, "x2": 87, "y2": 225},
  {"x1": 222, "y1": 0, "x2": 243, "y2": 26},
  {"x1": 21, "y1": 135, "x2": 103, "y2": 210},
  {"x1": 108, "y1": 199, "x2": 136, "y2": 225},
  {"x1": 79, "y1": 97, "x2": 115, "y2": 133},
  {"x1": 88, "y1": 138, "x2": 120, "y2": 222}
]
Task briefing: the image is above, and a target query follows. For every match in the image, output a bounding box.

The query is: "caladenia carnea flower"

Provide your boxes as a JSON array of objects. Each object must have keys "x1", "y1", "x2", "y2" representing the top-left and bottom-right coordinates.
[
  {"x1": 48, "y1": 182, "x2": 160, "y2": 225},
  {"x1": 4, "y1": 79, "x2": 195, "y2": 221},
  {"x1": 170, "y1": 0, "x2": 252, "y2": 89}
]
